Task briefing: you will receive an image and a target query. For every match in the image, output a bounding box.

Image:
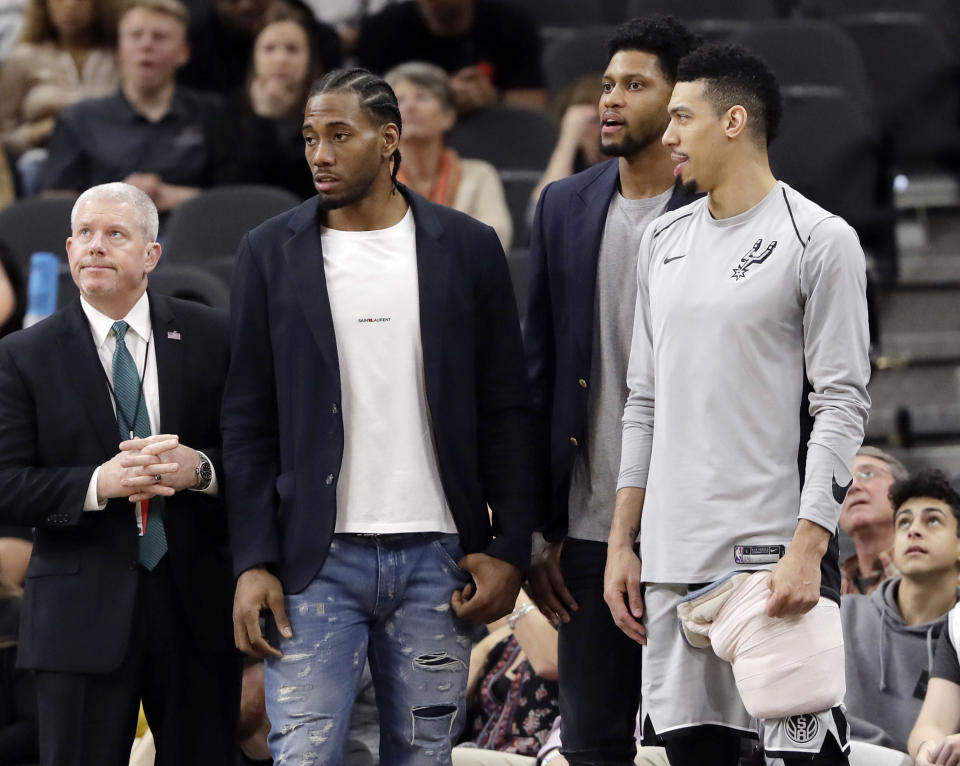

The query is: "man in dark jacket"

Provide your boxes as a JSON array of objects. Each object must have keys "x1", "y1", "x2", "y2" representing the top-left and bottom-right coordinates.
[
  {"x1": 523, "y1": 16, "x2": 701, "y2": 766},
  {"x1": 225, "y1": 68, "x2": 537, "y2": 765}
]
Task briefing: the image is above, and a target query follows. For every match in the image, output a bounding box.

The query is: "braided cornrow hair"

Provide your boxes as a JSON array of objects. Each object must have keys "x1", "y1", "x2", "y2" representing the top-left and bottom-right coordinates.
[{"x1": 308, "y1": 67, "x2": 403, "y2": 189}]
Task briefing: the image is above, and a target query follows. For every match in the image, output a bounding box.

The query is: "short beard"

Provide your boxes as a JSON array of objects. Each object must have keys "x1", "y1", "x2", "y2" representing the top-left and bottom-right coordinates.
[
  {"x1": 599, "y1": 133, "x2": 644, "y2": 158},
  {"x1": 316, "y1": 169, "x2": 379, "y2": 212},
  {"x1": 598, "y1": 123, "x2": 662, "y2": 159}
]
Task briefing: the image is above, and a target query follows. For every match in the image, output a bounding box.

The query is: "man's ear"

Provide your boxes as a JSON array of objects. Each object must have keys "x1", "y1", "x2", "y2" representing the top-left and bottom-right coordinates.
[
  {"x1": 144, "y1": 242, "x2": 161, "y2": 273},
  {"x1": 382, "y1": 122, "x2": 400, "y2": 159},
  {"x1": 724, "y1": 105, "x2": 748, "y2": 140}
]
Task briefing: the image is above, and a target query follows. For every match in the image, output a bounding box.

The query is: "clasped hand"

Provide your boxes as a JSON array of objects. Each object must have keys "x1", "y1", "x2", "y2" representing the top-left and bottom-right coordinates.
[{"x1": 96, "y1": 434, "x2": 199, "y2": 503}]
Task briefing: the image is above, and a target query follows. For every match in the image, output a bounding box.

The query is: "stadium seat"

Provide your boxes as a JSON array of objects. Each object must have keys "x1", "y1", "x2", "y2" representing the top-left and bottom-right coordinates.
[
  {"x1": 541, "y1": 27, "x2": 615, "y2": 96},
  {"x1": 837, "y1": 12, "x2": 960, "y2": 169},
  {"x1": 0, "y1": 194, "x2": 76, "y2": 272},
  {"x1": 447, "y1": 107, "x2": 558, "y2": 172},
  {"x1": 802, "y1": 0, "x2": 959, "y2": 44},
  {"x1": 501, "y1": 0, "x2": 603, "y2": 28},
  {"x1": 770, "y1": 85, "x2": 893, "y2": 274},
  {"x1": 161, "y1": 185, "x2": 301, "y2": 264},
  {"x1": 728, "y1": 19, "x2": 876, "y2": 119},
  {"x1": 199, "y1": 254, "x2": 234, "y2": 291},
  {"x1": 499, "y1": 169, "x2": 540, "y2": 249},
  {"x1": 624, "y1": 0, "x2": 779, "y2": 41},
  {"x1": 627, "y1": 0, "x2": 777, "y2": 21},
  {"x1": 626, "y1": 0, "x2": 778, "y2": 21},
  {"x1": 148, "y1": 263, "x2": 230, "y2": 309}
]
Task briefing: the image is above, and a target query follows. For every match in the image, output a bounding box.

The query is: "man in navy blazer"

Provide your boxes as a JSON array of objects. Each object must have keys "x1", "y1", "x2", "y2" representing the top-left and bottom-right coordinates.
[
  {"x1": 0, "y1": 182, "x2": 237, "y2": 766},
  {"x1": 523, "y1": 17, "x2": 702, "y2": 766},
  {"x1": 224, "y1": 68, "x2": 537, "y2": 764}
]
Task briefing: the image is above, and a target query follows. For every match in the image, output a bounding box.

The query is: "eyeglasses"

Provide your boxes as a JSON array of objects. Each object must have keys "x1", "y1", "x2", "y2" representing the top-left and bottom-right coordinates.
[{"x1": 853, "y1": 468, "x2": 889, "y2": 482}]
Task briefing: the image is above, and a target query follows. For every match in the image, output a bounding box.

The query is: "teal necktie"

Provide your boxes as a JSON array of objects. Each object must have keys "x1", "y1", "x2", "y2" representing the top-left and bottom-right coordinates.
[{"x1": 112, "y1": 320, "x2": 167, "y2": 570}]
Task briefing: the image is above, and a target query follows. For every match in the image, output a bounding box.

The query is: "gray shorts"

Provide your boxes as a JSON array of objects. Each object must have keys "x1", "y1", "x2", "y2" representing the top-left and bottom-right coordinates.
[{"x1": 641, "y1": 582, "x2": 849, "y2": 756}]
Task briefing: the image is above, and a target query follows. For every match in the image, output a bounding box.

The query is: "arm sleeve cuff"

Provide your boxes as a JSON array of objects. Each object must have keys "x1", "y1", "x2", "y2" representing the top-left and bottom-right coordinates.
[{"x1": 83, "y1": 468, "x2": 107, "y2": 511}]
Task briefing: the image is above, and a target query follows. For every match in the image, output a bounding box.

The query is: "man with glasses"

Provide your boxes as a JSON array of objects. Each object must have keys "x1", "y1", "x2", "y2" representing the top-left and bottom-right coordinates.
[{"x1": 840, "y1": 447, "x2": 909, "y2": 595}]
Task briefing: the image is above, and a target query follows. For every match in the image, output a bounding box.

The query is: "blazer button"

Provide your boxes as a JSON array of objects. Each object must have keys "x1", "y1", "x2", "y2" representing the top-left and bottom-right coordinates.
[
  {"x1": 331, "y1": 403, "x2": 339, "y2": 414},
  {"x1": 569, "y1": 437, "x2": 579, "y2": 447},
  {"x1": 325, "y1": 473, "x2": 335, "y2": 485},
  {"x1": 578, "y1": 378, "x2": 588, "y2": 389},
  {"x1": 129, "y1": 561, "x2": 137, "y2": 571}
]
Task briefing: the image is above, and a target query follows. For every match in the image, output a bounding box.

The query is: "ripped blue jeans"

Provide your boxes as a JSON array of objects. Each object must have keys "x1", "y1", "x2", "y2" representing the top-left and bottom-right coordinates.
[{"x1": 265, "y1": 533, "x2": 474, "y2": 765}]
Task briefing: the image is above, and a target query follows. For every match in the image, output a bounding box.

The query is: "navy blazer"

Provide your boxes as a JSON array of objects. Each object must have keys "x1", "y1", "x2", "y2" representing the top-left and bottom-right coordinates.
[
  {"x1": 0, "y1": 293, "x2": 234, "y2": 672},
  {"x1": 524, "y1": 159, "x2": 700, "y2": 541},
  {"x1": 222, "y1": 186, "x2": 538, "y2": 594}
]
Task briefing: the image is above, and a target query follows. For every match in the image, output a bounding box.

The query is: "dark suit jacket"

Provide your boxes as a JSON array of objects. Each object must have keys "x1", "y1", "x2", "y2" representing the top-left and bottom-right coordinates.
[
  {"x1": 0, "y1": 292, "x2": 234, "y2": 672},
  {"x1": 524, "y1": 159, "x2": 700, "y2": 541},
  {"x1": 222, "y1": 186, "x2": 538, "y2": 595}
]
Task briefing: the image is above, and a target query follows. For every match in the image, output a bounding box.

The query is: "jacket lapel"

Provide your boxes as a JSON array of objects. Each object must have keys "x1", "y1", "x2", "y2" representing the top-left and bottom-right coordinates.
[
  {"x1": 407, "y1": 191, "x2": 448, "y2": 411},
  {"x1": 567, "y1": 160, "x2": 620, "y2": 368},
  {"x1": 282, "y1": 197, "x2": 340, "y2": 379},
  {"x1": 57, "y1": 299, "x2": 124, "y2": 457},
  {"x1": 149, "y1": 291, "x2": 183, "y2": 437}
]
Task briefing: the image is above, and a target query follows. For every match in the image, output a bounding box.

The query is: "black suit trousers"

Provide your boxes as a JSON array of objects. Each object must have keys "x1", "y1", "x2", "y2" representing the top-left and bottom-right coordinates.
[{"x1": 35, "y1": 557, "x2": 240, "y2": 766}]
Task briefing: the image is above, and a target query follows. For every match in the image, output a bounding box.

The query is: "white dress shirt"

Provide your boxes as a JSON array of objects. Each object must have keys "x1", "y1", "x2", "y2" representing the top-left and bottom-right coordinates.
[{"x1": 82, "y1": 291, "x2": 217, "y2": 512}]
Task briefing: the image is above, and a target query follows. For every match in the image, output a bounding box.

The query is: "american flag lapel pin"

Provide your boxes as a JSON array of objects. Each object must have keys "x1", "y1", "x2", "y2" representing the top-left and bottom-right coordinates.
[{"x1": 167, "y1": 330, "x2": 181, "y2": 341}]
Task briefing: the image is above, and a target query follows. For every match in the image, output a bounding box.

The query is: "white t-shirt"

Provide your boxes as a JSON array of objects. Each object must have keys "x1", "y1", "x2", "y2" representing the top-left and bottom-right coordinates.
[
  {"x1": 322, "y1": 207, "x2": 456, "y2": 534},
  {"x1": 618, "y1": 182, "x2": 871, "y2": 584}
]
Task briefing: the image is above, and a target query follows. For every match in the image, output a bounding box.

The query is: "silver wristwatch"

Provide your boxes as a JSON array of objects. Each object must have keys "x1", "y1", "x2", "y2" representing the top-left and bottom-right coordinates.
[{"x1": 192, "y1": 451, "x2": 213, "y2": 491}]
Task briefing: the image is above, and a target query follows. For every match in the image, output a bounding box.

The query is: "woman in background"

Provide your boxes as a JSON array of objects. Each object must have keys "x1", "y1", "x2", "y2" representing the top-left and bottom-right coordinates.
[
  {"x1": 208, "y1": 3, "x2": 322, "y2": 200},
  {"x1": 0, "y1": 0, "x2": 118, "y2": 159},
  {"x1": 530, "y1": 73, "x2": 605, "y2": 206},
  {"x1": 386, "y1": 61, "x2": 512, "y2": 251}
]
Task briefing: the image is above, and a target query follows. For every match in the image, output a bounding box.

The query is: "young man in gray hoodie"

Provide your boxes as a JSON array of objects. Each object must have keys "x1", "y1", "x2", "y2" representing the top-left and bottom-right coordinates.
[{"x1": 841, "y1": 469, "x2": 960, "y2": 752}]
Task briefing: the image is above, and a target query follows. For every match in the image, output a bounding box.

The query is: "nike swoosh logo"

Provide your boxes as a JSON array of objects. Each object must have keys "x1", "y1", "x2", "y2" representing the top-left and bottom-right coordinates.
[
  {"x1": 663, "y1": 254, "x2": 687, "y2": 264},
  {"x1": 832, "y1": 474, "x2": 852, "y2": 504}
]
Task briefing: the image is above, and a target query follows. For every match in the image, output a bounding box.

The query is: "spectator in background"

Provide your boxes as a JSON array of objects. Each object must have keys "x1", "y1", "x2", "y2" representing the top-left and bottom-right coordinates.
[
  {"x1": 0, "y1": 530, "x2": 31, "y2": 588},
  {"x1": 208, "y1": 3, "x2": 321, "y2": 199},
  {"x1": 0, "y1": 148, "x2": 16, "y2": 207},
  {"x1": 0, "y1": 0, "x2": 119, "y2": 163},
  {"x1": 179, "y1": 0, "x2": 338, "y2": 94},
  {"x1": 295, "y1": 0, "x2": 391, "y2": 55},
  {"x1": 840, "y1": 447, "x2": 909, "y2": 595},
  {"x1": 0, "y1": 0, "x2": 27, "y2": 62},
  {"x1": 0, "y1": 258, "x2": 16, "y2": 332},
  {"x1": 356, "y1": 0, "x2": 545, "y2": 112},
  {"x1": 842, "y1": 469, "x2": 960, "y2": 753},
  {"x1": 387, "y1": 61, "x2": 512, "y2": 249},
  {"x1": 37, "y1": 0, "x2": 223, "y2": 211},
  {"x1": 910, "y1": 600, "x2": 960, "y2": 765},
  {"x1": 453, "y1": 588, "x2": 559, "y2": 764},
  {"x1": 531, "y1": 74, "x2": 606, "y2": 205},
  {"x1": 0, "y1": 242, "x2": 23, "y2": 338},
  {"x1": 0, "y1": 573, "x2": 38, "y2": 765}
]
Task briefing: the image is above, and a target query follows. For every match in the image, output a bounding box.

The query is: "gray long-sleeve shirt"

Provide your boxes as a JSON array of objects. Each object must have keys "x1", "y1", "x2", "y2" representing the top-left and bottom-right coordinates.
[{"x1": 618, "y1": 181, "x2": 871, "y2": 584}]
